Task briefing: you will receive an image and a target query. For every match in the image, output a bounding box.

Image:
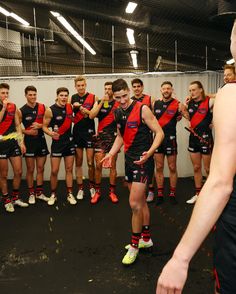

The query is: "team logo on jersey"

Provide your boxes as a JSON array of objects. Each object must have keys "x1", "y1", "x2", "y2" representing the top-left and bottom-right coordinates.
[
  {"x1": 56, "y1": 116, "x2": 63, "y2": 120},
  {"x1": 7, "y1": 111, "x2": 15, "y2": 116},
  {"x1": 155, "y1": 109, "x2": 161, "y2": 114},
  {"x1": 198, "y1": 108, "x2": 207, "y2": 114},
  {"x1": 166, "y1": 109, "x2": 175, "y2": 115},
  {"x1": 101, "y1": 109, "x2": 107, "y2": 113},
  {"x1": 127, "y1": 121, "x2": 138, "y2": 128},
  {"x1": 188, "y1": 108, "x2": 194, "y2": 113},
  {"x1": 84, "y1": 103, "x2": 92, "y2": 109},
  {"x1": 25, "y1": 116, "x2": 33, "y2": 121}
]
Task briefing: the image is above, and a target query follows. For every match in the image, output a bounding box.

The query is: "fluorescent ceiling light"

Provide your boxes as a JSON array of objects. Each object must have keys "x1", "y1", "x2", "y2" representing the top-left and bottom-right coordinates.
[
  {"x1": 0, "y1": 6, "x2": 10, "y2": 16},
  {"x1": 126, "y1": 2, "x2": 137, "y2": 13},
  {"x1": 10, "y1": 13, "x2": 29, "y2": 26},
  {"x1": 0, "y1": 6, "x2": 29, "y2": 26},
  {"x1": 130, "y1": 50, "x2": 138, "y2": 68},
  {"x1": 50, "y1": 11, "x2": 96, "y2": 55},
  {"x1": 126, "y1": 28, "x2": 135, "y2": 45},
  {"x1": 226, "y1": 58, "x2": 235, "y2": 64}
]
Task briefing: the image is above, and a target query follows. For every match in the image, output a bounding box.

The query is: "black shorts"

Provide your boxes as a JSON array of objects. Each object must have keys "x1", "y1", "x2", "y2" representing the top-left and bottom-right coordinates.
[
  {"x1": 94, "y1": 131, "x2": 116, "y2": 153},
  {"x1": 188, "y1": 133, "x2": 213, "y2": 154},
  {"x1": 73, "y1": 129, "x2": 95, "y2": 149},
  {"x1": 155, "y1": 134, "x2": 177, "y2": 155},
  {"x1": 24, "y1": 137, "x2": 49, "y2": 157},
  {"x1": 125, "y1": 154, "x2": 153, "y2": 184},
  {"x1": 51, "y1": 137, "x2": 75, "y2": 157},
  {"x1": 0, "y1": 139, "x2": 21, "y2": 159},
  {"x1": 213, "y1": 217, "x2": 236, "y2": 294}
]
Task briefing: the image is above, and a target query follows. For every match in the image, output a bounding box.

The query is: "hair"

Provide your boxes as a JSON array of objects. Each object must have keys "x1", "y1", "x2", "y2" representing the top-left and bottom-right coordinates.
[
  {"x1": 0, "y1": 83, "x2": 10, "y2": 90},
  {"x1": 161, "y1": 81, "x2": 173, "y2": 87},
  {"x1": 25, "y1": 85, "x2": 37, "y2": 95},
  {"x1": 190, "y1": 81, "x2": 206, "y2": 100},
  {"x1": 131, "y1": 78, "x2": 143, "y2": 86},
  {"x1": 104, "y1": 81, "x2": 113, "y2": 87},
  {"x1": 74, "y1": 75, "x2": 86, "y2": 84},
  {"x1": 223, "y1": 64, "x2": 236, "y2": 74},
  {"x1": 56, "y1": 87, "x2": 69, "y2": 95},
  {"x1": 112, "y1": 79, "x2": 129, "y2": 93}
]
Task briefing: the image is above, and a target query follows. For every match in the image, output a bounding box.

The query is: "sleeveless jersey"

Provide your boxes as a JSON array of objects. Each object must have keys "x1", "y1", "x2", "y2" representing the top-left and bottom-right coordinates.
[
  {"x1": 97, "y1": 100, "x2": 119, "y2": 134},
  {"x1": 20, "y1": 102, "x2": 45, "y2": 140},
  {"x1": 0, "y1": 102, "x2": 16, "y2": 136},
  {"x1": 153, "y1": 98, "x2": 180, "y2": 135},
  {"x1": 115, "y1": 101, "x2": 151, "y2": 157},
  {"x1": 131, "y1": 94, "x2": 152, "y2": 108},
  {"x1": 188, "y1": 96, "x2": 212, "y2": 132},
  {"x1": 71, "y1": 92, "x2": 95, "y2": 132},
  {"x1": 50, "y1": 103, "x2": 73, "y2": 140}
]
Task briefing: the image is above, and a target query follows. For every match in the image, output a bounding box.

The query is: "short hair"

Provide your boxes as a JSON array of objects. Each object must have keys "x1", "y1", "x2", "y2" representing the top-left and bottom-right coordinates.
[
  {"x1": 223, "y1": 64, "x2": 236, "y2": 74},
  {"x1": 190, "y1": 81, "x2": 206, "y2": 100},
  {"x1": 104, "y1": 81, "x2": 113, "y2": 87},
  {"x1": 0, "y1": 83, "x2": 10, "y2": 90},
  {"x1": 161, "y1": 81, "x2": 173, "y2": 87},
  {"x1": 112, "y1": 79, "x2": 129, "y2": 93},
  {"x1": 56, "y1": 87, "x2": 69, "y2": 95},
  {"x1": 131, "y1": 78, "x2": 143, "y2": 86},
  {"x1": 74, "y1": 75, "x2": 86, "y2": 84},
  {"x1": 25, "y1": 85, "x2": 37, "y2": 95}
]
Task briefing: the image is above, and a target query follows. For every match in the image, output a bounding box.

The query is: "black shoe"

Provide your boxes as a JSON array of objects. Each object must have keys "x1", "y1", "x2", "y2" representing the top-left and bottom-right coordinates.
[
  {"x1": 169, "y1": 196, "x2": 178, "y2": 205},
  {"x1": 156, "y1": 197, "x2": 164, "y2": 206}
]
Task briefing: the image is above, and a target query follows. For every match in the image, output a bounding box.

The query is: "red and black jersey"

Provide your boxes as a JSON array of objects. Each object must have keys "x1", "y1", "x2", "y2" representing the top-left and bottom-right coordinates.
[
  {"x1": 153, "y1": 98, "x2": 180, "y2": 135},
  {"x1": 20, "y1": 102, "x2": 45, "y2": 140},
  {"x1": 71, "y1": 92, "x2": 95, "y2": 133},
  {"x1": 50, "y1": 103, "x2": 73, "y2": 141},
  {"x1": 188, "y1": 96, "x2": 212, "y2": 132},
  {"x1": 97, "y1": 100, "x2": 119, "y2": 134},
  {"x1": 115, "y1": 100, "x2": 152, "y2": 157},
  {"x1": 0, "y1": 102, "x2": 16, "y2": 136},
  {"x1": 131, "y1": 94, "x2": 152, "y2": 109}
]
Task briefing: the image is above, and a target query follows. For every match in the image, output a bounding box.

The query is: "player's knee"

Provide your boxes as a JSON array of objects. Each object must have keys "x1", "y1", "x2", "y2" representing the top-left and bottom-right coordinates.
[
  {"x1": 65, "y1": 165, "x2": 73, "y2": 174},
  {"x1": 193, "y1": 164, "x2": 201, "y2": 173},
  {"x1": 169, "y1": 164, "x2": 176, "y2": 173},
  {"x1": 51, "y1": 169, "x2": 59, "y2": 177},
  {"x1": 129, "y1": 199, "x2": 142, "y2": 212},
  {"x1": 37, "y1": 166, "x2": 44, "y2": 174},
  {"x1": 87, "y1": 161, "x2": 94, "y2": 169},
  {"x1": 14, "y1": 168, "x2": 22, "y2": 178}
]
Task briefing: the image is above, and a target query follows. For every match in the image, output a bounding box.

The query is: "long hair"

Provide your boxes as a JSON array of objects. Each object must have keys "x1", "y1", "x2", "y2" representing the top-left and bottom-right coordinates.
[{"x1": 190, "y1": 81, "x2": 206, "y2": 100}]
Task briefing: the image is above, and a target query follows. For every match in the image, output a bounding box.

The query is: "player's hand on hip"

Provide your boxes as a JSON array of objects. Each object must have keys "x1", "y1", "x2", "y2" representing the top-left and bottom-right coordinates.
[{"x1": 101, "y1": 153, "x2": 112, "y2": 168}]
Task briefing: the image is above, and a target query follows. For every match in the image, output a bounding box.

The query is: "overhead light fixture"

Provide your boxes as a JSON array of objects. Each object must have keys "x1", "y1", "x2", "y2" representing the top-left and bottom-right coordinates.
[
  {"x1": 0, "y1": 6, "x2": 29, "y2": 26},
  {"x1": 226, "y1": 58, "x2": 235, "y2": 64},
  {"x1": 125, "y1": 2, "x2": 137, "y2": 14},
  {"x1": 50, "y1": 11, "x2": 96, "y2": 55},
  {"x1": 126, "y1": 28, "x2": 135, "y2": 45},
  {"x1": 0, "y1": 6, "x2": 10, "y2": 16},
  {"x1": 10, "y1": 13, "x2": 29, "y2": 26},
  {"x1": 130, "y1": 50, "x2": 138, "y2": 68}
]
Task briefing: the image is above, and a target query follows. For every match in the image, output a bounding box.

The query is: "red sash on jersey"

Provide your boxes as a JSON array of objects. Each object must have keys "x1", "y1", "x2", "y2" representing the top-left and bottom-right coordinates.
[
  {"x1": 158, "y1": 99, "x2": 179, "y2": 128},
  {"x1": 74, "y1": 93, "x2": 95, "y2": 124},
  {"x1": 0, "y1": 103, "x2": 16, "y2": 135},
  {"x1": 97, "y1": 101, "x2": 119, "y2": 133},
  {"x1": 26, "y1": 103, "x2": 45, "y2": 130},
  {"x1": 190, "y1": 97, "x2": 209, "y2": 129},
  {"x1": 123, "y1": 102, "x2": 142, "y2": 153},
  {"x1": 142, "y1": 95, "x2": 151, "y2": 107},
  {"x1": 58, "y1": 104, "x2": 73, "y2": 135}
]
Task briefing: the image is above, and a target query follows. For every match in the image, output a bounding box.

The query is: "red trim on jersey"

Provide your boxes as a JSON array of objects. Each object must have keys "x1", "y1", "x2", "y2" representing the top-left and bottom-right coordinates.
[
  {"x1": 190, "y1": 96, "x2": 210, "y2": 129},
  {"x1": 97, "y1": 101, "x2": 119, "y2": 133},
  {"x1": 213, "y1": 268, "x2": 221, "y2": 291},
  {"x1": 0, "y1": 103, "x2": 16, "y2": 135},
  {"x1": 123, "y1": 102, "x2": 142, "y2": 153},
  {"x1": 26, "y1": 103, "x2": 45, "y2": 130},
  {"x1": 74, "y1": 93, "x2": 95, "y2": 124},
  {"x1": 158, "y1": 99, "x2": 179, "y2": 128},
  {"x1": 58, "y1": 104, "x2": 73, "y2": 135},
  {"x1": 142, "y1": 94, "x2": 151, "y2": 107}
]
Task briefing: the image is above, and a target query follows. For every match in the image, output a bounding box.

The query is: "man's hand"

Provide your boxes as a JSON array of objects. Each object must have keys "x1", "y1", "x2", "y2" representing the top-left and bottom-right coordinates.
[
  {"x1": 156, "y1": 256, "x2": 189, "y2": 294},
  {"x1": 50, "y1": 131, "x2": 60, "y2": 140},
  {"x1": 26, "y1": 128, "x2": 38, "y2": 136},
  {"x1": 100, "y1": 153, "x2": 112, "y2": 168},
  {"x1": 20, "y1": 143, "x2": 26, "y2": 154},
  {"x1": 133, "y1": 151, "x2": 150, "y2": 165},
  {"x1": 31, "y1": 122, "x2": 41, "y2": 129}
]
